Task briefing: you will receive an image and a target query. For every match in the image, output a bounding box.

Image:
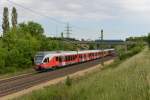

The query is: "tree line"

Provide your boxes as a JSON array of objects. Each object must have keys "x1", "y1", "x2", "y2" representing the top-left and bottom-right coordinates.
[
  {"x1": 126, "y1": 34, "x2": 150, "y2": 49},
  {"x1": 0, "y1": 7, "x2": 77, "y2": 74}
]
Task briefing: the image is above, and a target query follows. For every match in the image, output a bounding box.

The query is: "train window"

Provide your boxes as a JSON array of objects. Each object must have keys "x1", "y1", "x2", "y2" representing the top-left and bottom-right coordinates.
[
  {"x1": 80, "y1": 55, "x2": 82, "y2": 58},
  {"x1": 67, "y1": 56, "x2": 69, "y2": 61},
  {"x1": 71, "y1": 56, "x2": 72, "y2": 60},
  {"x1": 66, "y1": 56, "x2": 69, "y2": 61},
  {"x1": 56, "y1": 57, "x2": 59, "y2": 61},
  {"x1": 43, "y1": 59, "x2": 47, "y2": 63},
  {"x1": 58, "y1": 57, "x2": 62, "y2": 62},
  {"x1": 43, "y1": 57, "x2": 49, "y2": 63},
  {"x1": 65, "y1": 56, "x2": 67, "y2": 61},
  {"x1": 71, "y1": 56, "x2": 73, "y2": 60},
  {"x1": 69, "y1": 56, "x2": 71, "y2": 61},
  {"x1": 65, "y1": 56, "x2": 66, "y2": 61},
  {"x1": 72, "y1": 56, "x2": 74, "y2": 60},
  {"x1": 70, "y1": 56, "x2": 71, "y2": 60}
]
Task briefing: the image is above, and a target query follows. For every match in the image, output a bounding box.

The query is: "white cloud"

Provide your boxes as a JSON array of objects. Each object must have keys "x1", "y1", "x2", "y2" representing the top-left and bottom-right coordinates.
[
  {"x1": 1, "y1": 0, "x2": 150, "y2": 39},
  {"x1": 120, "y1": 0, "x2": 150, "y2": 12},
  {"x1": 0, "y1": 0, "x2": 118, "y2": 21},
  {"x1": 1, "y1": 0, "x2": 150, "y2": 21}
]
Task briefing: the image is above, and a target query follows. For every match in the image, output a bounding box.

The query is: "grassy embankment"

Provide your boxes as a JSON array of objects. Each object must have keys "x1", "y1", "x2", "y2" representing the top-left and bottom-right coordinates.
[{"x1": 14, "y1": 48, "x2": 150, "y2": 100}]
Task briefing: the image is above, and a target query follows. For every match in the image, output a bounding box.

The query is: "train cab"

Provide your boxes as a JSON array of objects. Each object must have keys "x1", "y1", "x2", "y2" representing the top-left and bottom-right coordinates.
[{"x1": 34, "y1": 52, "x2": 57, "y2": 70}]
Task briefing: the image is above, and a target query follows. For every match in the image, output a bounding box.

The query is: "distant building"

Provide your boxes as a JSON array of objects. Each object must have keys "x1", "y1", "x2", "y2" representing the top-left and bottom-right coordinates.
[{"x1": 95, "y1": 40, "x2": 124, "y2": 45}]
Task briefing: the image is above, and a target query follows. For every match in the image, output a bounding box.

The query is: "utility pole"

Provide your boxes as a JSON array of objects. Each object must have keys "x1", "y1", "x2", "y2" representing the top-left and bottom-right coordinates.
[
  {"x1": 100, "y1": 29, "x2": 104, "y2": 66},
  {"x1": 125, "y1": 41, "x2": 128, "y2": 53},
  {"x1": 56, "y1": 25, "x2": 58, "y2": 37},
  {"x1": 61, "y1": 32, "x2": 64, "y2": 50},
  {"x1": 65, "y1": 23, "x2": 72, "y2": 38}
]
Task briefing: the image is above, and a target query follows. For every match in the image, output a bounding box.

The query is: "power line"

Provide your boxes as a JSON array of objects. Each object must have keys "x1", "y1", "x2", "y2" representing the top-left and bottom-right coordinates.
[
  {"x1": 6, "y1": 0, "x2": 66, "y2": 25},
  {"x1": 100, "y1": 29, "x2": 104, "y2": 66},
  {"x1": 6, "y1": 0, "x2": 91, "y2": 35},
  {"x1": 64, "y1": 23, "x2": 72, "y2": 38}
]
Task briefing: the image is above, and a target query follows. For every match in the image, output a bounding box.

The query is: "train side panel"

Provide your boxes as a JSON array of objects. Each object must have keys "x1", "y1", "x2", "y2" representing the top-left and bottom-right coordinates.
[{"x1": 35, "y1": 49, "x2": 115, "y2": 70}]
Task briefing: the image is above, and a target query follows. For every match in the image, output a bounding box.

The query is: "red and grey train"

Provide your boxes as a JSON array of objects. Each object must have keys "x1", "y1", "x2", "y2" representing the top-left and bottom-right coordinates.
[{"x1": 34, "y1": 49, "x2": 115, "y2": 71}]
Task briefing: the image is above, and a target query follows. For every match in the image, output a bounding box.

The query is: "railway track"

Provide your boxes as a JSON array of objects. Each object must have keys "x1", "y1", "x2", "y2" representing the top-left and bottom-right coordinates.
[
  {"x1": 0, "y1": 56, "x2": 114, "y2": 98},
  {"x1": 0, "y1": 72, "x2": 36, "y2": 85}
]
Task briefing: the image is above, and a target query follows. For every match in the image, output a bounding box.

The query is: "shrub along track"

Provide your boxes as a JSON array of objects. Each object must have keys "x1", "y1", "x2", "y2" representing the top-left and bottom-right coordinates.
[{"x1": 0, "y1": 56, "x2": 115, "y2": 98}]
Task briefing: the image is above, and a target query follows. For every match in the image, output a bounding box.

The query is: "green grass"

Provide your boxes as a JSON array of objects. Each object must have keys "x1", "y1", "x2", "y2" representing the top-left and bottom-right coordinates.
[{"x1": 14, "y1": 48, "x2": 150, "y2": 100}]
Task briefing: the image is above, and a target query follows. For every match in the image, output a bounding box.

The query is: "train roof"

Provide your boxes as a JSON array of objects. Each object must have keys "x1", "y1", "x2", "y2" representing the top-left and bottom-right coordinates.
[{"x1": 35, "y1": 49, "x2": 114, "y2": 58}]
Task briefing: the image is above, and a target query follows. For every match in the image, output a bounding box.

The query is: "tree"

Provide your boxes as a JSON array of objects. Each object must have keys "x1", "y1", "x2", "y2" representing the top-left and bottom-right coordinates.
[
  {"x1": 27, "y1": 21, "x2": 44, "y2": 36},
  {"x1": 2, "y1": 7, "x2": 9, "y2": 35},
  {"x1": 89, "y1": 44, "x2": 94, "y2": 50},
  {"x1": 0, "y1": 41, "x2": 7, "y2": 69},
  {"x1": 3, "y1": 29, "x2": 40, "y2": 68},
  {"x1": 11, "y1": 7, "x2": 17, "y2": 28},
  {"x1": 18, "y1": 21, "x2": 44, "y2": 37},
  {"x1": 148, "y1": 33, "x2": 150, "y2": 48}
]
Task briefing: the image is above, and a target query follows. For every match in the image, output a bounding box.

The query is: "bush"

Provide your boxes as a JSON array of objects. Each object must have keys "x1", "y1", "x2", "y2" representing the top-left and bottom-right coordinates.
[
  {"x1": 148, "y1": 33, "x2": 150, "y2": 48},
  {"x1": 118, "y1": 45, "x2": 143, "y2": 60},
  {"x1": 0, "y1": 47, "x2": 7, "y2": 68},
  {"x1": 65, "y1": 76, "x2": 72, "y2": 86}
]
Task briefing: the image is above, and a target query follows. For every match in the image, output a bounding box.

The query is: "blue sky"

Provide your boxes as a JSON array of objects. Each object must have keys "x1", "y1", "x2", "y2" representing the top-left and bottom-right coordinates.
[{"x1": 0, "y1": 0, "x2": 150, "y2": 40}]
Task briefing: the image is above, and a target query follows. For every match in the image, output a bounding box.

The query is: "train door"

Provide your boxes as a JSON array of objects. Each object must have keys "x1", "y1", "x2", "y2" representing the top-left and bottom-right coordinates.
[
  {"x1": 80, "y1": 54, "x2": 84, "y2": 62},
  {"x1": 58, "y1": 56, "x2": 65, "y2": 67}
]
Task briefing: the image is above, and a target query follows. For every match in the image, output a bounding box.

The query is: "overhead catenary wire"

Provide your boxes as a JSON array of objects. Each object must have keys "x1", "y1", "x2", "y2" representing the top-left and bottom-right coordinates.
[
  {"x1": 6, "y1": 0, "x2": 96, "y2": 36},
  {"x1": 6, "y1": 0, "x2": 66, "y2": 25}
]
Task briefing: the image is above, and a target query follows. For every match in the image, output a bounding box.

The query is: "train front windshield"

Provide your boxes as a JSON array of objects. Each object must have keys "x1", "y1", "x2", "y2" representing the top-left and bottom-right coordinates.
[{"x1": 34, "y1": 55, "x2": 44, "y2": 65}]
